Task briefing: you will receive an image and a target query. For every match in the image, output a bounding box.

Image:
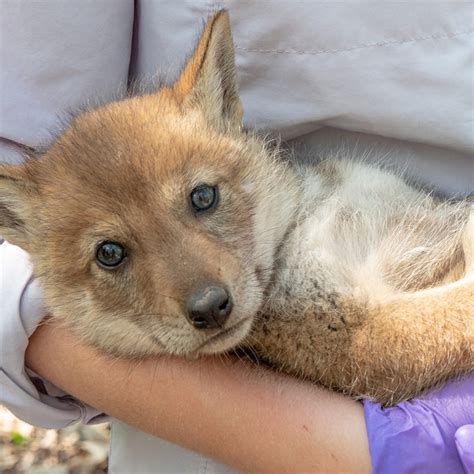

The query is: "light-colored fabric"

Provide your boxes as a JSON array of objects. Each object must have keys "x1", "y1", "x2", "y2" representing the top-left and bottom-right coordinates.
[
  {"x1": 0, "y1": 240, "x2": 104, "y2": 428},
  {"x1": 291, "y1": 127, "x2": 474, "y2": 197},
  {"x1": 133, "y1": 0, "x2": 474, "y2": 154},
  {"x1": 0, "y1": 1, "x2": 473, "y2": 473},
  {"x1": 109, "y1": 420, "x2": 237, "y2": 474},
  {"x1": 0, "y1": 0, "x2": 134, "y2": 161}
]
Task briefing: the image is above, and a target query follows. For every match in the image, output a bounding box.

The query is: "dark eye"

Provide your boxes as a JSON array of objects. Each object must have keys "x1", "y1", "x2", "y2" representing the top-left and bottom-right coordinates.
[
  {"x1": 190, "y1": 184, "x2": 218, "y2": 212},
  {"x1": 96, "y1": 241, "x2": 127, "y2": 269}
]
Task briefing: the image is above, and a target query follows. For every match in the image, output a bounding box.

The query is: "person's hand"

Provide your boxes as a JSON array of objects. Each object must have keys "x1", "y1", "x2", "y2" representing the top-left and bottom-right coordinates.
[{"x1": 364, "y1": 373, "x2": 474, "y2": 473}]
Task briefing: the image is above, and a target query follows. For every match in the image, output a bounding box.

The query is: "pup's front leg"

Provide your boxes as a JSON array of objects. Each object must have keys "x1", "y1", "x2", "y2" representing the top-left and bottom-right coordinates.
[{"x1": 250, "y1": 275, "x2": 473, "y2": 406}]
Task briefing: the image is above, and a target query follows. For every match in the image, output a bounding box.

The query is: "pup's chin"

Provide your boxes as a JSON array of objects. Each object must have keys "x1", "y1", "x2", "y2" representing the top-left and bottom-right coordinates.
[{"x1": 194, "y1": 317, "x2": 254, "y2": 356}]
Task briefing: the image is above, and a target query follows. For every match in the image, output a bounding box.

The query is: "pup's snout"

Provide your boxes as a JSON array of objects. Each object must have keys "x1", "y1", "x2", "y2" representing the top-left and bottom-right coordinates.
[{"x1": 186, "y1": 286, "x2": 233, "y2": 329}]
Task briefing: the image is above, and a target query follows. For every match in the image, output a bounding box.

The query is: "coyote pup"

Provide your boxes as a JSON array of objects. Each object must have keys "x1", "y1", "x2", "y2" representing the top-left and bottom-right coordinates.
[{"x1": 1, "y1": 12, "x2": 472, "y2": 404}]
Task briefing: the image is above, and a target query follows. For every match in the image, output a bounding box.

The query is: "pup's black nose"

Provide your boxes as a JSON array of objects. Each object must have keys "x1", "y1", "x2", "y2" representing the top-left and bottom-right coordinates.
[{"x1": 186, "y1": 286, "x2": 233, "y2": 329}]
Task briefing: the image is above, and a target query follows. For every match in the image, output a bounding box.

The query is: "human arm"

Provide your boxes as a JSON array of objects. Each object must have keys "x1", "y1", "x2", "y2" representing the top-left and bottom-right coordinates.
[
  {"x1": 26, "y1": 322, "x2": 371, "y2": 473},
  {"x1": 26, "y1": 320, "x2": 474, "y2": 473}
]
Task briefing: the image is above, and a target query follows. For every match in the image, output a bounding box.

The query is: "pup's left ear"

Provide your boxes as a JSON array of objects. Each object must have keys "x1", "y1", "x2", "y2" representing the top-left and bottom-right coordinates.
[
  {"x1": 0, "y1": 164, "x2": 37, "y2": 250},
  {"x1": 173, "y1": 10, "x2": 243, "y2": 133}
]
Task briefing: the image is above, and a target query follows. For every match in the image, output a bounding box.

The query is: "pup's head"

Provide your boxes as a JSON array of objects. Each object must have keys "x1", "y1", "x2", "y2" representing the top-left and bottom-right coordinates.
[{"x1": 0, "y1": 12, "x2": 293, "y2": 357}]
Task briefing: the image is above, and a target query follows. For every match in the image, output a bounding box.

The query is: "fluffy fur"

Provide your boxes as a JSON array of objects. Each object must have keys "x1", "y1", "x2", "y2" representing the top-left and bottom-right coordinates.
[{"x1": 0, "y1": 11, "x2": 472, "y2": 405}]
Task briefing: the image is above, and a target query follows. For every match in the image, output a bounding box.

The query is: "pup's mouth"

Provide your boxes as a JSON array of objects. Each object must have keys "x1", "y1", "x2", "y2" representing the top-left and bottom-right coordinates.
[{"x1": 194, "y1": 317, "x2": 253, "y2": 355}]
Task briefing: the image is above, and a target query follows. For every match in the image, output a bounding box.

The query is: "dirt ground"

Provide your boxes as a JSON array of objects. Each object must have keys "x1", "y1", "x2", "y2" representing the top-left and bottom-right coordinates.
[{"x1": 0, "y1": 406, "x2": 110, "y2": 474}]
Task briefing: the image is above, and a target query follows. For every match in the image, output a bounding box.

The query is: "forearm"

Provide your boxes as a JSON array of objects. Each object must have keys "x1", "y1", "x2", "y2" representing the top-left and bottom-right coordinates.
[{"x1": 26, "y1": 322, "x2": 371, "y2": 473}]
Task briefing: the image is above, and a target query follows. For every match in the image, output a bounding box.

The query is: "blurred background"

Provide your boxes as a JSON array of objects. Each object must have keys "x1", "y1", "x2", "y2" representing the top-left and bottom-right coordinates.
[{"x1": 0, "y1": 406, "x2": 110, "y2": 474}]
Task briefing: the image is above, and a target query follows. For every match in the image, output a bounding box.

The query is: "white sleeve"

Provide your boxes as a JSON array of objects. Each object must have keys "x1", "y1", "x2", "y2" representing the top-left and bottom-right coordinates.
[{"x1": 0, "y1": 239, "x2": 106, "y2": 428}]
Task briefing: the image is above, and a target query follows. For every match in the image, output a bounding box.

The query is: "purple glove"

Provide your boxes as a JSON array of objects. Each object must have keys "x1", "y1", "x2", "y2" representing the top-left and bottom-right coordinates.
[{"x1": 364, "y1": 373, "x2": 474, "y2": 474}]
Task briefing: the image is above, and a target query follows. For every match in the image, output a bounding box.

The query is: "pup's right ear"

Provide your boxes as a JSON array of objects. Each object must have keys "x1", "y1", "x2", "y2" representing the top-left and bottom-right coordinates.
[
  {"x1": 172, "y1": 10, "x2": 243, "y2": 133},
  {"x1": 0, "y1": 164, "x2": 37, "y2": 250}
]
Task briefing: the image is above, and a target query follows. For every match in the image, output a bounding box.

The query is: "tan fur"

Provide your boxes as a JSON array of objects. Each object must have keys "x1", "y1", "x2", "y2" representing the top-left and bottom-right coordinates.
[
  {"x1": 0, "y1": 11, "x2": 472, "y2": 405},
  {"x1": 252, "y1": 253, "x2": 473, "y2": 405}
]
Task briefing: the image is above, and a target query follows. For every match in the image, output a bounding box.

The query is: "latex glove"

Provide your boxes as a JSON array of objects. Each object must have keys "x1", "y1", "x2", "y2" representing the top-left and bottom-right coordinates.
[{"x1": 364, "y1": 373, "x2": 474, "y2": 473}]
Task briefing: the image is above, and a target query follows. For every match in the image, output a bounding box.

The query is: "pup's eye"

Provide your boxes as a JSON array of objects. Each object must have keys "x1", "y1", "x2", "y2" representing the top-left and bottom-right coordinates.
[
  {"x1": 96, "y1": 241, "x2": 127, "y2": 268},
  {"x1": 190, "y1": 185, "x2": 218, "y2": 212}
]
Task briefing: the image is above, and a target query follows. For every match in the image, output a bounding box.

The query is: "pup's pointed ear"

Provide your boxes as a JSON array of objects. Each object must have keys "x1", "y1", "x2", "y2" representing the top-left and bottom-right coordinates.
[
  {"x1": 0, "y1": 164, "x2": 37, "y2": 249},
  {"x1": 173, "y1": 10, "x2": 243, "y2": 132}
]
